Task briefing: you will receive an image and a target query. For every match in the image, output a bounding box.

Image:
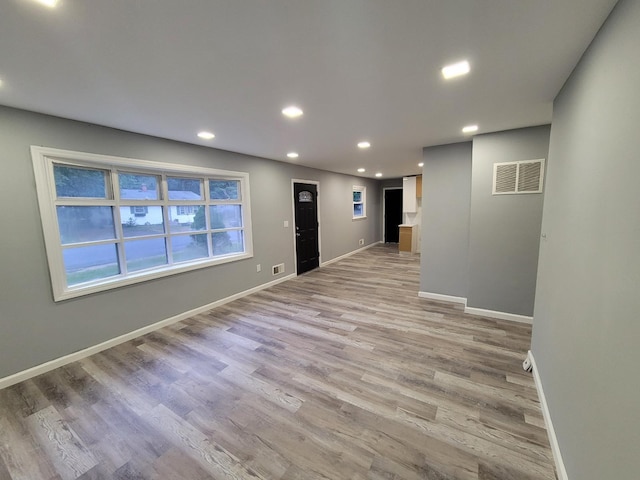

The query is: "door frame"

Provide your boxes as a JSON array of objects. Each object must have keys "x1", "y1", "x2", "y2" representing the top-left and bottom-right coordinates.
[
  {"x1": 382, "y1": 187, "x2": 403, "y2": 243},
  {"x1": 291, "y1": 179, "x2": 322, "y2": 274}
]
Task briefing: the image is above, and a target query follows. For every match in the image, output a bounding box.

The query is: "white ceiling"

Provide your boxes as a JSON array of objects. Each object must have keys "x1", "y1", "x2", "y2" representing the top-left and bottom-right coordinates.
[{"x1": 0, "y1": 0, "x2": 617, "y2": 179}]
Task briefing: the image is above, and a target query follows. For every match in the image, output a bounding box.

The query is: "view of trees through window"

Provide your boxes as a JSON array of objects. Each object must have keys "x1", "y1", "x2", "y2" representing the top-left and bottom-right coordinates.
[
  {"x1": 119, "y1": 173, "x2": 159, "y2": 193},
  {"x1": 209, "y1": 180, "x2": 239, "y2": 200},
  {"x1": 54, "y1": 165, "x2": 107, "y2": 198},
  {"x1": 168, "y1": 177, "x2": 201, "y2": 196}
]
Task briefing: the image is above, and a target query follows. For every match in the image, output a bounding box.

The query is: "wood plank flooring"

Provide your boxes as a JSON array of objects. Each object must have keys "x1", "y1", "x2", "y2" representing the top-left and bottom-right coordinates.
[{"x1": 0, "y1": 244, "x2": 557, "y2": 479}]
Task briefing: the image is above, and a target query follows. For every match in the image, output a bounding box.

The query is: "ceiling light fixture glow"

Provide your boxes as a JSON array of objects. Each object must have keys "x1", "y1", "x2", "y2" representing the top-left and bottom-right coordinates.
[
  {"x1": 287, "y1": 152, "x2": 299, "y2": 159},
  {"x1": 462, "y1": 124, "x2": 478, "y2": 133},
  {"x1": 418, "y1": 162, "x2": 424, "y2": 167},
  {"x1": 282, "y1": 106, "x2": 303, "y2": 118},
  {"x1": 35, "y1": 0, "x2": 58, "y2": 7},
  {"x1": 197, "y1": 131, "x2": 215, "y2": 139},
  {"x1": 442, "y1": 60, "x2": 470, "y2": 79},
  {"x1": 357, "y1": 141, "x2": 371, "y2": 149},
  {"x1": 357, "y1": 168, "x2": 365, "y2": 173},
  {"x1": 375, "y1": 173, "x2": 383, "y2": 177}
]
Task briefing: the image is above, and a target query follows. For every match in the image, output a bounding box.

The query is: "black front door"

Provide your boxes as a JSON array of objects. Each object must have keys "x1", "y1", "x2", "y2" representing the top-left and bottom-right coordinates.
[
  {"x1": 384, "y1": 188, "x2": 403, "y2": 243},
  {"x1": 294, "y1": 183, "x2": 319, "y2": 274}
]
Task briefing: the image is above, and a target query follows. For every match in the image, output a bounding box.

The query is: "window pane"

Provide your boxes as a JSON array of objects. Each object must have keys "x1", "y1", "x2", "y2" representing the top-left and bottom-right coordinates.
[
  {"x1": 209, "y1": 180, "x2": 240, "y2": 200},
  {"x1": 354, "y1": 204, "x2": 364, "y2": 217},
  {"x1": 54, "y1": 165, "x2": 107, "y2": 198},
  {"x1": 125, "y1": 238, "x2": 167, "y2": 272},
  {"x1": 168, "y1": 205, "x2": 205, "y2": 232},
  {"x1": 353, "y1": 191, "x2": 362, "y2": 202},
  {"x1": 120, "y1": 206, "x2": 165, "y2": 237},
  {"x1": 119, "y1": 173, "x2": 160, "y2": 200},
  {"x1": 212, "y1": 230, "x2": 244, "y2": 256},
  {"x1": 63, "y1": 244, "x2": 120, "y2": 286},
  {"x1": 57, "y1": 206, "x2": 115, "y2": 244},
  {"x1": 209, "y1": 205, "x2": 242, "y2": 229},
  {"x1": 168, "y1": 177, "x2": 203, "y2": 200},
  {"x1": 171, "y1": 234, "x2": 209, "y2": 263}
]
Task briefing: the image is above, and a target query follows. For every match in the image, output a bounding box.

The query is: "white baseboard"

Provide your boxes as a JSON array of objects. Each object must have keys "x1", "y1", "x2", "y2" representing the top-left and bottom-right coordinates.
[
  {"x1": 417, "y1": 293, "x2": 533, "y2": 325},
  {"x1": 528, "y1": 350, "x2": 568, "y2": 480},
  {"x1": 320, "y1": 241, "x2": 382, "y2": 267},
  {"x1": 0, "y1": 273, "x2": 296, "y2": 390},
  {"x1": 464, "y1": 306, "x2": 533, "y2": 324},
  {"x1": 418, "y1": 291, "x2": 467, "y2": 305}
]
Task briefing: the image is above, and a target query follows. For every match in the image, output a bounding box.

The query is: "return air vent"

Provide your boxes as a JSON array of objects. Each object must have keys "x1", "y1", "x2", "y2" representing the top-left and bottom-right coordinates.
[
  {"x1": 494, "y1": 163, "x2": 518, "y2": 193},
  {"x1": 493, "y1": 159, "x2": 545, "y2": 195}
]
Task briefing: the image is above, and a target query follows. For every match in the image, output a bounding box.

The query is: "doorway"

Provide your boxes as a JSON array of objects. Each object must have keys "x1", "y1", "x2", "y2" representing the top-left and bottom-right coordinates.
[
  {"x1": 293, "y1": 182, "x2": 320, "y2": 274},
  {"x1": 384, "y1": 188, "x2": 403, "y2": 243}
]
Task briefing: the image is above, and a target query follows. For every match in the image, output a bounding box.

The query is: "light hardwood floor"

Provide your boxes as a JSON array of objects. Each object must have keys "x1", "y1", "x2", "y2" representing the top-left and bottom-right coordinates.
[{"x1": 0, "y1": 244, "x2": 557, "y2": 479}]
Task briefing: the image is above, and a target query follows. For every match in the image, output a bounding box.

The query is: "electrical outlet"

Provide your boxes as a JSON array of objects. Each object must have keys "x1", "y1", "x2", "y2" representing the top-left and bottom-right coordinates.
[
  {"x1": 523, "y1": 352, "x2": 533, "y2": 372},
  {"x1": 256, "y1": 264, "x2": 261, "y2": 272},
  {"x1": 359, "y1": 238, "x2": 365, "y2": 246}
]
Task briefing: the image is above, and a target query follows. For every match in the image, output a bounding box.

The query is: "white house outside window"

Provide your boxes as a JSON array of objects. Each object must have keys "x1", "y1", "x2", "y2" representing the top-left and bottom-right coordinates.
[{"x1": 32, "y1": 146, "x2": 253, "y2": 301}]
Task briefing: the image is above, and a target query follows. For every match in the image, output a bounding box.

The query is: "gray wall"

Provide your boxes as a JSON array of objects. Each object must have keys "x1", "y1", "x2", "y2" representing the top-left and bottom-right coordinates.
[
  {"x1": 0, "y1": 106, "x2": 380, "y2": 379},
  {"x1": 379, "y1": 178, "x2": 403, "y2": 189},
  {"x1": 467, "y1": 126, "x2": 550, "y2": 316},
  {"x1": 419, "y1": 143, "x2": 472, "y2": 298},
  {"x1": 532, "y1": 0, "x2": 640, "y2": 477}
]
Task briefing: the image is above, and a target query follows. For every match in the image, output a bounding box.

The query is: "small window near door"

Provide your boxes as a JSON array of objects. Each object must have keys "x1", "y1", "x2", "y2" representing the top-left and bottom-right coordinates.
[{"x1": 353, "y1": 186, "x2": 366, "y2": 219}]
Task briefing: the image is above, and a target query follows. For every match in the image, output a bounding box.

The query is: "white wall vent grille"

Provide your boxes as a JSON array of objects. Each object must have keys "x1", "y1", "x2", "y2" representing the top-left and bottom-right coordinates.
[
  {"x1": 493, "y1": 159, "x2": 545, "y2": 195},
  {"x1": 494, "y1": 163, "x2": 518, "y2": 193}
]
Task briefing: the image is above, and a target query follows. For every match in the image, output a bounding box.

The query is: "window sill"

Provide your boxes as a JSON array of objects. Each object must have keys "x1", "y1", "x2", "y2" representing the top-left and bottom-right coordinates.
[
  {"x1": 352, "y1": 215, "x2": 367, "y2": 220},
  {"x1": 54, "y1": 251, "x2": 253, "y2": 302}
]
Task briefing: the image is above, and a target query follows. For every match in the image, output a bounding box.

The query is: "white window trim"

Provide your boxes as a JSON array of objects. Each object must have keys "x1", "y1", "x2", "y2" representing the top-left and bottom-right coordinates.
[
  {"x1": 31, "y1": 146, "x2": 253, "y2": 302},
  {"x1": 352, "y1": 185, "x2": 367, "y2": 219}
]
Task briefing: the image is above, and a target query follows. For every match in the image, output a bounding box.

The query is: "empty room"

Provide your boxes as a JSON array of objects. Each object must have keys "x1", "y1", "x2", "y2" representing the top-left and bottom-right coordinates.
[{"x1": 0, "y1": 0, "x2": 637, "y2": 479}]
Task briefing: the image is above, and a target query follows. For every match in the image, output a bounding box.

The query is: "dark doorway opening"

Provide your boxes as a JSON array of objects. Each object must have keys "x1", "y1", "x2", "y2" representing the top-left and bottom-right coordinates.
[
  {"x1": 294, "y1": 182, "x2": 320, "y2": 274},
  {"x1": 384, "y1": 188, "x2": 403, "y2": 243}
]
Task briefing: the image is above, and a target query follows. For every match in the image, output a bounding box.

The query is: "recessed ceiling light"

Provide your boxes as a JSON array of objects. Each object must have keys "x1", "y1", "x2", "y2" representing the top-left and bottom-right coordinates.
[
  {"x1": 34, "y1": 0, "x2": 58, "y2": 7},
  {"x1": 357, "y1": 141, "x2": 371, "y2": 149},
  {"x1": 197, "y1": 131, "x2": 215, "y2": 140},
  {"x1": 282, "y1": 106, "x2": 303, "y2": 118},
  {"x1": 418, "y1": 162, "x2": 424, "y2": 167},
  {"x1": 357, "y1": 168, "x2": 365, "y2": 173},
  {"x1": 375, "y1": 173, "x2": 383, "y2": 177},
  {"x1": 287, "y1": 152, "x2": 299, "y2": 159},
  {"x1": 462, "y1": 125, "x2": 478, "y2": 133},
  {"x1": 442, "y1": 60, "x2": 470, "y2": 79}
]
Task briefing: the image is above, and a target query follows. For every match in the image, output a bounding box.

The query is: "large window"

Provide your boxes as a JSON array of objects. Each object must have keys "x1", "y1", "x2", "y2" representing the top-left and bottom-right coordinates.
[{"x1": 32, "y1": 146, "x2": 253, "y2": 301}]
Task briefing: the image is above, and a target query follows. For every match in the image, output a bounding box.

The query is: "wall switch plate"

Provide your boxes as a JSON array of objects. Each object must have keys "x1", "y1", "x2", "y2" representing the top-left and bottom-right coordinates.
[
  {"x1": 256, "y1": 264, "x2": 261, "y2": 272},
  {"x1": 284, "y1": 220, "x2": 289, "y2": 227}
]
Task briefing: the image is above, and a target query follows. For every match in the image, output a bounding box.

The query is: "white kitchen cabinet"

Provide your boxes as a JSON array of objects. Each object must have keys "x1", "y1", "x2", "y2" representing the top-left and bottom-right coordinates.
[{"x1": 403, "y1": 176, "x2": 417, "y2": 212}]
